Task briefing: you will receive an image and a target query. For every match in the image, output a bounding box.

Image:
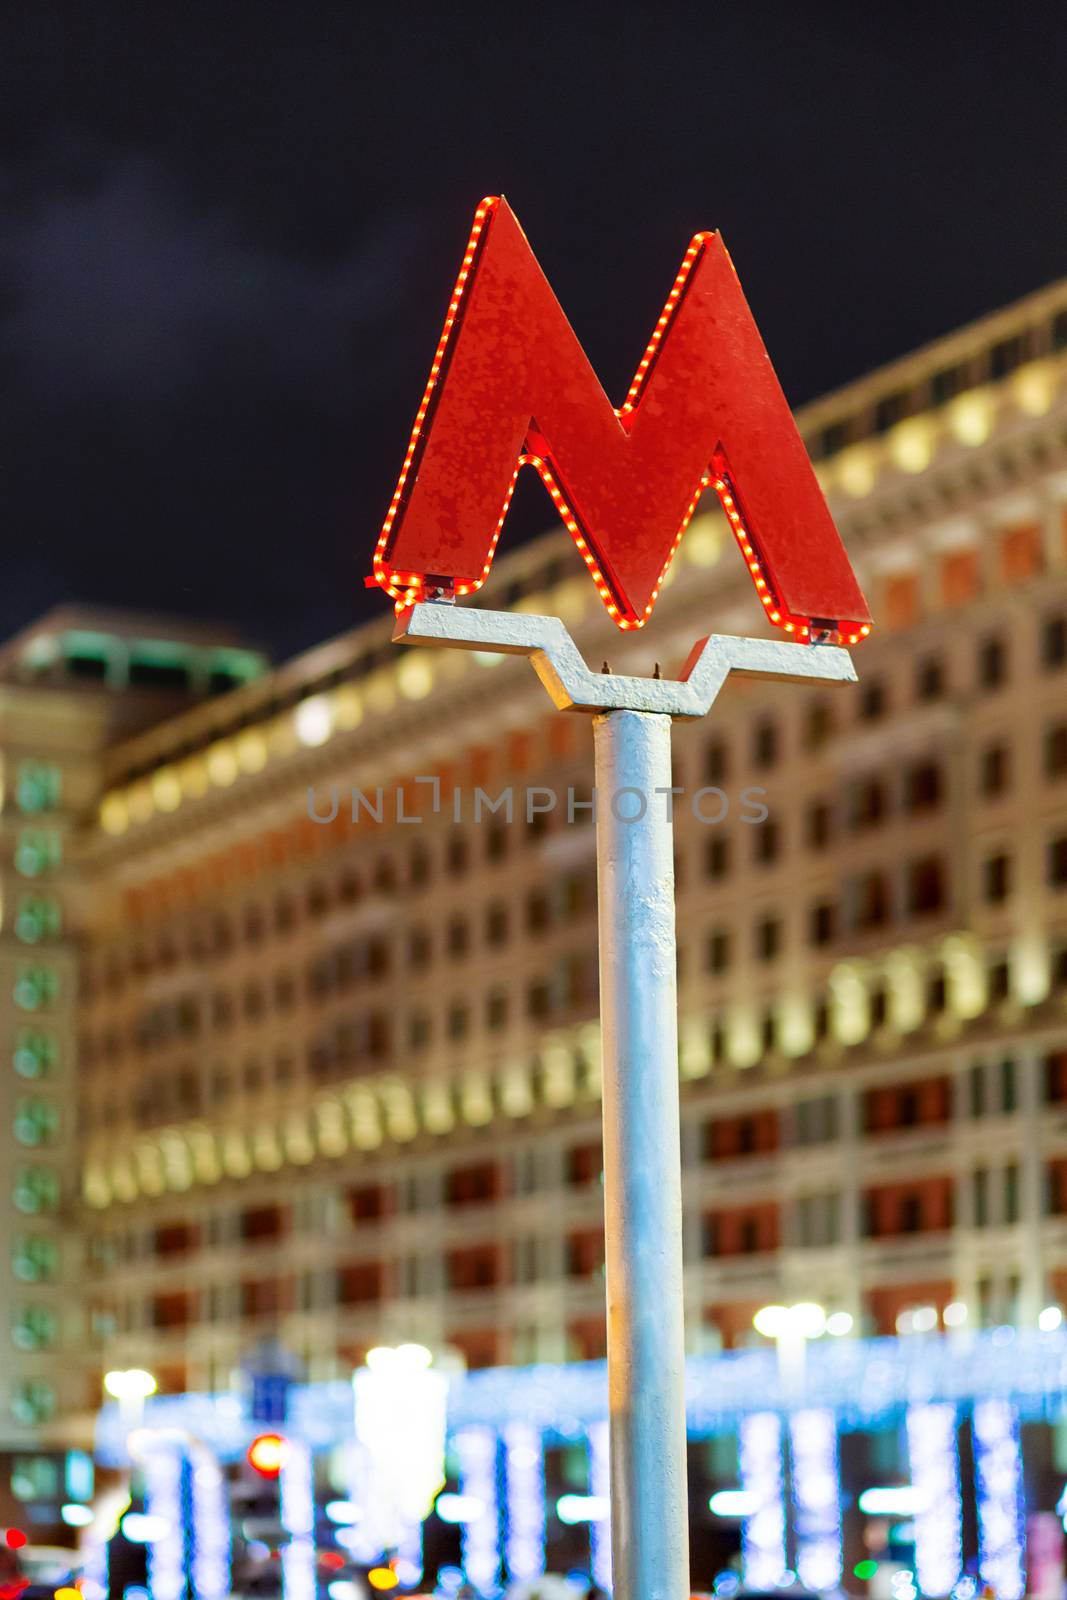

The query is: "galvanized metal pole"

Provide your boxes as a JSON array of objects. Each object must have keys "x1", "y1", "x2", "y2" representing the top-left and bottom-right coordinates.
[{"x1": 593, "y1": 707, "x2": 689, "y2": 1600}]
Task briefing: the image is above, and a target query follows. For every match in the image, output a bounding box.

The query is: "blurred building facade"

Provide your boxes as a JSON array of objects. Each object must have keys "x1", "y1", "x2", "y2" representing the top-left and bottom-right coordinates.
[{"x1": 5, "y1": 276, "x2": 1067, "y2": 1444}]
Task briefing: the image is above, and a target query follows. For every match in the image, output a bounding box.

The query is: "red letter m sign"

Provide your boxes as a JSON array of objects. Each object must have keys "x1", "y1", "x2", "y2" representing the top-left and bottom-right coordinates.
[{"x1": 371, "y1": 197, "x2": 870, "y2": 640}]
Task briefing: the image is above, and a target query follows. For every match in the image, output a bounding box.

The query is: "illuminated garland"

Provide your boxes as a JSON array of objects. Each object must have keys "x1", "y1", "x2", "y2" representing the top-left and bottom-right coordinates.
[
  {"x1": 789, "y1": 1409, "x2": 842, "y2": 1591},
  {"x1": 739, "y1": 1412, "x2": 787, "y2": 1589},
  {"x1": 586, "y1": 1420, "x2": 612, "y2": 1591},
  {"x1": 905, "y1": 1405, "x2": 962, "y2": 1598},
  {"x1": 973, "y1": 1399, "x2": 1026, "y2": 1600},
  {"x1": 503, "y1": 1421, "x2": 545, "y2": 1583},
  {"x1": 455, "y1": 1426, "x2": 501, "y2": 1593}
]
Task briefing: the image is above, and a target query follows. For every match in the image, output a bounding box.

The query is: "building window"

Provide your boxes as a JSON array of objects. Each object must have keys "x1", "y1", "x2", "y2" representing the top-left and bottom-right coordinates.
[
  {"x1": 804, "y1": 700, "x2": 834, "y2": 750},
  {"x1": 753, "y1": 819, "x2": 780, "y2": 865},
  {"x1": 447, "y1": 1003, "x2": 469, "y2": 1041},
  {"x1": 705, "y1": 836, "x2": 730, "y2": 880},
  {"x1": 855, "y1": 870, "x2": 892, "y2": 930},
  {"x1": 486, "y1": 989, "x2": 509, "y2": 1031},
  {"x1": 809, "y1": 900, "x2": 836, "y2": 947},
  {"x1": 706, "y1": 929, "x2": 731, "y2": 974},
  {"x1": 908, "y1": 857, "x2": 947, "y2": 916},
  {"x1": 1046, "y1": 723, "x2": 1067, "y2": 779},
  {"x1": 983, "y1": 852, "x2": 1012, "y2": 904},
  {"x1": 1000, "y1": 1057, "x2": 1018, "y2": 1114},
  {"x1": 1042, "y1": 614, "x2": 1067, "y2": 670},
  {"x1": 851, "y1": 776, "x2": 887, "y2": 828},
  {"x1": 447, "y1": 916, "x2": 470, "y2": 959},
  {"x1": 447, "y1": 836, "x2": 469, "y2": 876},
  {"x1": 704, "y1": 740, "x2": 728, "y2": 785},
  {"x1": 979, "y1": 741, "x2": 1010, "y2": 798},
  {"x1": 485, "y1": 901, "x2": 509, "y2": 943},
  {"x1": 988, "y1": 960, "x2": 1011, "y2": 1002},
  {"x1": 905, "y1": 761, "x2": 942, "y2": 812},
  {"x1": 860, "y1": 679, "x2": 887, "y2": 721},
  {"x1": 915, "y1": 654, "x2": 946, "y2": 701},
  {"x1": 12, "y1": 1167, "x2": 60, "y2": 1215},
  {"x1": 1049, "y1": 835, "x2": 1067, "y2": 888},
  {"x1": 977, "y1": 634, "x2": 1008, "y2": 690},
  {"x1": 755, "y1": 917, "x2": 780, "y2": 962},
  {"x1": 752, "y1": 717, "x2": 779, "y2": 769}
]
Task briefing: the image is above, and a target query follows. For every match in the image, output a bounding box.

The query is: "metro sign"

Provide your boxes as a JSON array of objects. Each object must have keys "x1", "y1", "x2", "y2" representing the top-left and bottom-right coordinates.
[{"x1": 370, "y1": 196, "x2": 871, "y2": 642}]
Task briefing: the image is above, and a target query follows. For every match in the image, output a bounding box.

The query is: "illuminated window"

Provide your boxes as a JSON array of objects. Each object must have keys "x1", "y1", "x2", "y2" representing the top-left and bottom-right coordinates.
[
  {"x1": 12, "y1": 1167, "x2": 61, "y2": 1215},
  {"x1": 14, "y1": 829, "x2": 61, "y2": 878},
  {"x1": 13, "y1": 966, "x2": 59, "y2": 1011},
  {"x1": 999, "y1": 523, "x2": 1043, "y2": 584},
  {"x1": 11, "y1": 1305, "x2": 58, "y2": 1351},
  {"x1": 10, "y1": 1380, "x2": 56, "y2": 1425},
  {"x1": 12, "y1": 1236, "x2": 60, "y2": 1283},
  {"x1": 13, "y1": 1099, "x2": 59, "y2": 1147},
  {"x1": 10, "y1": 1455, "x2": 60, "y2": 1501},
  {"x1": 883, "y1": 572, "x2": 920, "y2": 631},
  {"x1": 15, "y1": 761, "x2": 62, "y2": 814},
  {"x1": 14, "y1": 896, "x2": 61, "y2": 945},
  {"x1": 13, "y1": 1031, "x2": 57, "y2": 1079},
  {"x1": 941, "y1": 549, "x2": 979, "y2": 609}
]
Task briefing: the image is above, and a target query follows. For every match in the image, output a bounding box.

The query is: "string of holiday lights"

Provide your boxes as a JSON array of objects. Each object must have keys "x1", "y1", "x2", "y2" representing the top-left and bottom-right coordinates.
[
  {"x1": 789, "y1": 1409, "x2": 842, "y2": 1592},
  {"x1": 905, "y1": 1404, "x2": 963, "y2": 1598},
  {"x1": 739, "y1": 1411, "x2": 787, "y2": 1589}
]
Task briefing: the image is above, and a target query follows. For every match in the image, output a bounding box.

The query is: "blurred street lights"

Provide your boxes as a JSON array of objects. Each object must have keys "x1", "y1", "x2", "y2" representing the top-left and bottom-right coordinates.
[
  {"x1": 352, "y1": 1344, "x2": 450, "y2": 1569},
  {"x1": 103, "y1": 1368, "x2": 157, "y2": 1438},
  {"x1": 753, "y1": 1304, "x2": 852, "y2": 1404}
]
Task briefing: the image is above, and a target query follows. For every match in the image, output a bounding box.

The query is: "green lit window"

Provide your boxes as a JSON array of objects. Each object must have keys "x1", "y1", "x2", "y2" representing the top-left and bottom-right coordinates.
[
  {"x1": 12, "y1": 1167, "x2": 61, "y2": 1215},
  {"x1": 14, "y1": 829, "x2": 62, "y2": 878},
  {"x1": 10, "y1": 1454, "x2": 60, "y2": 1501},
  {"x1": 13, "y1": 1030, "x2": 58, "y2": 1079},
  {"x1": 10, "y1": 1380, "x2": 56, "y2": 1426},
  {"x1": 12, "y1": 1236, "x2": 60, "y2": 1283},
  {"x1": 14, "y1": 897, "x2": 62, "y2": 945},
  {"x1": 13, "y1": 966, "x2": 59, "y2": 1011},
  {"x1": 15, "y1": 761, "x2": 62, "y2": 815},
  {"x1": 14, "y1": 1099, "x2": 60, "y2": 1148},
  {"x1": 12, "y1": 1305, "x2": 58, "y2": 1351}
]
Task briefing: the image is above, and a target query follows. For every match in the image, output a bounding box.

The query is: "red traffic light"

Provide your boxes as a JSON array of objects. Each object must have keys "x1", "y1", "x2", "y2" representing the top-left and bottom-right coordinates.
[{"x1": 247, "y1": 1432, "x2": 286, "y2": 1478}]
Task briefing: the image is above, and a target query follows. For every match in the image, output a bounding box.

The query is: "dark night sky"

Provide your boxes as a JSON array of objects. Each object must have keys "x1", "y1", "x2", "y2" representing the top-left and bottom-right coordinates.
[{"x1": 2, "y1": 3, "x2": 1065, "y2": 660}]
